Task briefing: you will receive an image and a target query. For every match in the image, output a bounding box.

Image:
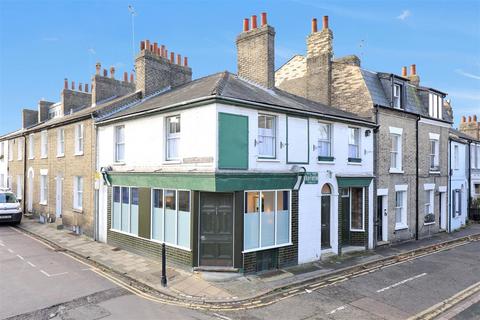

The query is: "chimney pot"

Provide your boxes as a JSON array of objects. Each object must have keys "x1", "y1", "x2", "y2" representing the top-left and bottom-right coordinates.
[
  {"x1": 410, "y1": 64, "x2": 416, "y2": 76},
  {"x1": 184, "y1": 56, "x2": 188, "y2": 67},
  {"x1": 64, "y1": 78, "x2": 68, "y2": 90},
  {"x1": 170, "y1": 52, "x2": 175, "y2": 63},
  {"x1": 251, "y1": 15, "x2": 257, "y2": 29},
  {"x1": 103, "y1": 69, "x2": 108, "y2": 77},
  {"x1": 474, "y1": 115, "x2": 478, "y2": 122},
  {"x1": 402, "y1": 66, "x2": 407, "y2": 77},
  {"x1": 468, "y1": 116, "x2": 472, "y2": 122},
  {"x1": 261, "y1": 12, "x2": 267, "y2": 26},
  {"x1": 153, "y1": 42, "x2": 158, "y2": 53},
  {"x1": 312, "y1": 18, "x2": 318, "y2": 33},
  {"x1": 95, "y1": 62, "x2": 101, "y2": 75},
  {"x1": 110, "y1": 67, "x2": 115, "y2": 79},
  {"x1": 79, "y1": 83, "x2": 83, "y2": 91},
  {"x1": 322, "y1": 16, "x2": 329, "y2": 29},
  {"x1": 161, "y1": 45, "x2": 165, "y2": 57},
  {"x1": 243, "y1": 18, "x2": 250, "y2": 32},
  {"x1": 177, "y1": 54, "x2": 181, "y2": 65},
  {"x1": 71, "y1": 81, "x2": 75, "y2": 90},
  {"x1": 461, "y1": 116, "x2": 466, "y2": 123},
  {"x1": 85, "y1": 83, "x2": 89, "y2": 92},
  {"x1": 130, "y1": 73, "x2": 134, "y2": 83},
  {"x1": 140, "y1": 40, "x2": 145, "y2": 51},
  {"x1": 124, "y1": 71, "x2": 128, "y2": 82},
  {"x1": 165, "y1": 49, "x2": 168, "y2": 58},
  {"x1": 145, "y1": 40, "x2": 150, "y2": 51}
]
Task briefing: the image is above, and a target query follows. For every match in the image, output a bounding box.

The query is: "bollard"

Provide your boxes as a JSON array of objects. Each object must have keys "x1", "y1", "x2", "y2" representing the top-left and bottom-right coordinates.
[{"x1": 161, "y1": 243, "x2": 167, "y2": 287}]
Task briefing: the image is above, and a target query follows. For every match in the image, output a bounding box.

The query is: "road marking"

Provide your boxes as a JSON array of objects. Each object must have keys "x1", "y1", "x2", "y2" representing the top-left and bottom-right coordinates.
[
  {"x1": 0, "y1": 242, "x2": 5, "y2": 246},
  {"x1": 16, "y1": 254, "x2": 24, "y2": 260},
  {"x1": 40, "y1": 269, "x2": 68, "y2": 277},
  {"x1": 27, "y1": 261, "x2": 36, "y2": 267},
  {"x1": 7, "y1": 248, "x2": 14, "y2": 253},
  {"x1": 376, "y1": 273, "x2": 427, "y2": 293},
  {"x1": 328, "y1": 305, "x2": 346, "y2": 314},
  {"x1": 213, "y1": 313, "x2": 233, "y2": 320}
]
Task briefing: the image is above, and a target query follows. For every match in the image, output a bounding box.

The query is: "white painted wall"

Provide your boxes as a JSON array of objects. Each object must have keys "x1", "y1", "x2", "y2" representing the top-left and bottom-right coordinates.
[{"x1": 450, "y1": 140, "x2": 468, "y2": 231}]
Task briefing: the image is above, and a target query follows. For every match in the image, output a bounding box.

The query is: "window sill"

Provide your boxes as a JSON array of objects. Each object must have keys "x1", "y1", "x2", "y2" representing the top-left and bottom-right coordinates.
[
  {"x1": 256, "y1": 158, "x2": 280, "y2": 163},
  {"x1": 73, "y1": 208, "x2": 83, "y2": 213},
  {"x1": 318, "y1": 156, "x2": 334, "y2": 162},
  {"x1": 242, "y1": 242, "x2": 292, "y2": 254},
  {"x1": 389, "y1": 168, "x2": 404, "y2": 174},
  {"x1": 39, "y1": 202, "x2": 47, "y2": 206},
  {"x1": 424, "y1": 222, "x2": 435, "y2": 226},
  {"x1": 74, "y1": 152, "x2": 84, "y2": 156},
  {"x1": 429, "y1": 170, "x2": 440, "y2": 175},
  {"x1": 113, "y1": 161, "x2": 126, "y2": 166},
  {"x1": 318, "y1": 161, "x2": 335, "y2": 165},
  {"x1": 395, "y1": 223, "x2": 409, "y2": 231},
  {"x1": 350, "y1": 228, "x2": 365, "y2": 232},
  {"x1": 162, "y1": 160, "x2": 182, "y2": 165},
  {"x1": 348, "y1": 157, "x2": 362, "y2": 163},
  {"x1": 28, "y1": 157, "x2": 34, "y2": 160},
  {"x1": 56, "y1": 154, "x2": 64, "y2": 158},
  {"x1": 347, "y1": 162, "x2": 362, "y2": 166},
  {"x1": 40, "y1": 156, "x2": 48, "y2": 159}
]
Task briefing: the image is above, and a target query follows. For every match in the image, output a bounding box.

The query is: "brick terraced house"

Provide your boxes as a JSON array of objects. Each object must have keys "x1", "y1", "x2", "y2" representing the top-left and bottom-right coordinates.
[
  {"x1": 96, "y1": 13, "x2": 376, "y2": 272},
  {"x1": 276, "y1": 16, "x2": 453, "y2": 244}
]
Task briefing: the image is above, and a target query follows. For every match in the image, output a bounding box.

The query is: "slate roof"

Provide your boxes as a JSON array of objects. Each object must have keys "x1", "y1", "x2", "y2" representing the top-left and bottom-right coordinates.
[
  {"x1": 100, "y1": 71, "x2": 375, "y2": 126},
  {"x1": 450, "y1": 128, "x2": 480, "y2": 143}
]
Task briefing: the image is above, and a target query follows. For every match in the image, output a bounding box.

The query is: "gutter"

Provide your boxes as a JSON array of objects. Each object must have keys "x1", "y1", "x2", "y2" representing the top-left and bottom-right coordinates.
[{"x1": 95, "y1": 95, "x2": 377, "y2": 128}]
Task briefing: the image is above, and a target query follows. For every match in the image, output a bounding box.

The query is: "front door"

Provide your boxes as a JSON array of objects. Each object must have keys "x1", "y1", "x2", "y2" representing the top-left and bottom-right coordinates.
[
  {"x1": 199, "y1": 193, "x2": 234, "y2": 267},
  {"x1": 376, "y1": 196, "x2": 383, "y2": 241},
  {"x1": 321, "y1": 195, "x2": 331, "y2": 249},
  {"x1": 55, "y1": 176, "x2": 62, "y2": 218}
]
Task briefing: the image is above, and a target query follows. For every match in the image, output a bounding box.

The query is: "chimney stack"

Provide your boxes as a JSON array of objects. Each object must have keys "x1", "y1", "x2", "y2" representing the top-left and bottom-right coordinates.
[
  {"x1": 306, "y1": 16, "x2": 333, "y2": 105},
  {"x1": 71, "y1": 81, "x2": 75, "y2": 90},
  {"x1": 236, "y1": 12, "x2": 275, "y2": 88},
  {"x1": 110, "y1": 67, "x2": 115, "y2": 79},
  {"x1": 402, "y1": 66, "x2": 407, "y2": 77},
  {"x1": 474, "y1": 115, "x2": 478, "y2": 122},
  {"x1": 251, "y1": 15, "x2": 257, "y2": 29},
  {"x1": 468, "y1": 116, "x2": 472, "y2": 122},
  {"x1": 184, "y1": 57, "x2": 188, "y2": 67},
  {"x1": 462, "y1": 116, "x2": 466, "y2": 123},
  {"x1": 79, "y1": 83, "x2": 83, "y2": 92},
  {"x1": 103, "y1": 69, "x2": 108, "y2": 77},
  {"x1": 130, "y1": 73, "x2": 134, "y2": 83},
  {"x1": 64, "y1": 78, "x2": 68, "y2": 90},
  {"x1": 408, "y1": 64, "x2": 420, "y2": 86},
  {"x1": 124, "y1": 71, "x2": 128, "y2": 82},
  {"x1": 85, "y1": 83, "x2": 89, "y2": 92}
]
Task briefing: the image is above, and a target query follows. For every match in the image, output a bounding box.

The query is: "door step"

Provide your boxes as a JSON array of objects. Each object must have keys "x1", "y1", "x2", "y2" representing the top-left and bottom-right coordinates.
[{"x1": 193, "y1": 266, "x2": 239, "y2": 273}]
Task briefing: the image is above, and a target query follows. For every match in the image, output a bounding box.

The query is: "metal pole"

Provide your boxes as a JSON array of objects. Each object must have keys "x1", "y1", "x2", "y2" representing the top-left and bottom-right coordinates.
[{"x1": 161, "y1": 243, "x2": 167, "y2": 287}]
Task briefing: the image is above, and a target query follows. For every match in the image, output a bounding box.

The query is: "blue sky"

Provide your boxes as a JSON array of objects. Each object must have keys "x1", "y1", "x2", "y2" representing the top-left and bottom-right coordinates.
[{"x1": 0, "y1": 0, "x2": 479, "y2": 135}]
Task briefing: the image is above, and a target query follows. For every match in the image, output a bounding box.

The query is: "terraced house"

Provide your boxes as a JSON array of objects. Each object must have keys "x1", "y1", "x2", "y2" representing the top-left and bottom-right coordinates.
[
  {"x1": 96, "y1": 13, "x2": 376, "y2": 273},
  {"x1": 0, "y1": 67, "x2": 140, "y2": 236},
  {"x1": 276, "y1": 16, "x2": 453, "y2": 244}
]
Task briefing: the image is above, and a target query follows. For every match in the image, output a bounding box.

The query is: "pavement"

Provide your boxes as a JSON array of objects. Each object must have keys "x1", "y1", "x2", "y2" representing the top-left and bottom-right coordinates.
[{"x1": 16, "y1": 217, "x2": 480, "y2": 304}]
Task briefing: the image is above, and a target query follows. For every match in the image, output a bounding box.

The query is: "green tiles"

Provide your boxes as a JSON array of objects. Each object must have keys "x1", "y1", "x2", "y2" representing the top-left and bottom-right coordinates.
[
  {"x1": 218, "y1": 112, "x2": 249, "y2": 170},
  {"x1": 336, "y1": 177, "x2": 373, "y2": 188},
  {"x1": 215, "y1": 173, "x2": 297, "y2": 192}
]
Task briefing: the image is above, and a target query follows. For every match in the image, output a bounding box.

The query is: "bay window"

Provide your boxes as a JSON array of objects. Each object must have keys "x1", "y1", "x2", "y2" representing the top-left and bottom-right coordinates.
[
  {"x1": 244, "y1": 190, "x2": 290, "y2": 251},
  {"x1": 257, "y1": 114, "x2": 276, "y2": 158},
  {"x1": 318, "y1": 122, "x2": 332, "y2": 161},
  {"x1": 166, "y1": 116, "x2": 180, "y2": 160}
]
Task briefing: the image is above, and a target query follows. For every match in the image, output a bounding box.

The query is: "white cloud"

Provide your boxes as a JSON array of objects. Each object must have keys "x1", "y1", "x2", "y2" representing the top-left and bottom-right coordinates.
[
  {"x1": 397, "y1": 10, "x2": 411, "y2": 21},
  {"x1": 88, "y1": 48, "x2": 96, "y2": 55},
  {"x1": 455, "y1": 69, "x2": 480, "y2": 80}
]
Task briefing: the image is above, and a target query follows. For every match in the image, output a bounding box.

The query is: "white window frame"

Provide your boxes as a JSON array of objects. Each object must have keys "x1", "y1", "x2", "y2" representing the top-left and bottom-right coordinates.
[
  {"x1": 165, "y1": 115, "x2": 181, "y2": 161},
  {"x1": 28, "y1": 134, "x2": 35, "y2": 159},
  {"x1": 389, "y1": 127, "x2": 403, "y2": 173},
  {"x1": 348, "y1": 127, "x2": 361, "y2": 161},
  {"x1": 424, "y1": 184, "x2": 435, "y2": 224},
  {"x1": 0, "y1": 141, "x2": 3, "y2": 158},
  {"x1": 149, "y1": 188, "x2": 191, "y2": 250},
  {"x1": 40, "y1": 174, "x2": 48, "y2": 205},
  {"x1": 40, "y1": 130, "x2": 48, "y2": 158},
  {"x1": 349, "y1": 187, "x2": 365, "y2": 232},
  {"x1": 318, "y1": 122, "x2": 333, "y2": 159},
  {"x1": 393, "y1": 84, "x2": 402, "y2": 109},
  {"x1": 429, "y1": 133, "x2": 440, "y2": 171},
  {"x1": 74, "y1": 124, "x2": 84, "y2": 155},
  {"x1": 8, "y1": 141, "x2": 13, "y2": 161},
  {"x1": 394, "y1": 184, "x2": 408, "y2": 230},
  {"x1": 73, "y1": 176, "x2": 83, "y2": 210},
  {"x1": 453, "y1": 144, "x2": 459, "y2": 170},
  {"x1": 257, "y1": 114, "x2": 277, "y2": 159},
  {"x1": 243, "y1": 189, "x2": 292, "y2": 253},
  {"x1": 114, "y1": 125, "x2": 125, "y2": 163},
  {"x1": 16, "y1": 175, "x2": 22, "y2": 199},
  {"x1": 428, "y1": 93, "x2": 443, "y2": 120},
  {"x1": 17, "y1": 138, "x2": 22, "y2": 160},
  {"x1": 57, "y1": 128, "x2": 65, "y2": 157}
]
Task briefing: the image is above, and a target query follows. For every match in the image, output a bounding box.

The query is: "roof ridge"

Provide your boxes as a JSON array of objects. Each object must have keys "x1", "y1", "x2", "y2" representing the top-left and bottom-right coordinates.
[{"x1": 211, "y1": 71, "x2": 229, "y2": 96}]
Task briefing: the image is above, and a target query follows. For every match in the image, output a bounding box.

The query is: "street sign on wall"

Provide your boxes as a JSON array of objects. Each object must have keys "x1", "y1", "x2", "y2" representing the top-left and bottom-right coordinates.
[{"x1": 304, "y1": 172, "x2": 318, "y2": 184}]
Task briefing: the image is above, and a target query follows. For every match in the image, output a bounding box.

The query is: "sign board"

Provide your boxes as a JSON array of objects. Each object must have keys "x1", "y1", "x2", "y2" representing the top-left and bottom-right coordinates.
[{"x1": 304, "y1": 172, "x2": 318, "y2": 184}]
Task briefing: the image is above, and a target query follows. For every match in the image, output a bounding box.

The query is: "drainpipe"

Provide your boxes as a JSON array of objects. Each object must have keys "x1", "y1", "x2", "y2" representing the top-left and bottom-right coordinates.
[
  {"x1": 373, "y1": 106, "x2": 379, "y2": 247},
  {"x1": 92, "y1": 115, "x2": 98, "y2": 241},
  {"x1": 415, "y1": 115, "x2": 420, "y2": 240},
  {"x1": 448, "y1": 138, "x2": 452, "y2": 233},
  {"x1": 22, "y1": 134, "x2": 27, "y2": 214},
  {"x1": 467, "y1": 140, "x2": 472, "y2": 220}
]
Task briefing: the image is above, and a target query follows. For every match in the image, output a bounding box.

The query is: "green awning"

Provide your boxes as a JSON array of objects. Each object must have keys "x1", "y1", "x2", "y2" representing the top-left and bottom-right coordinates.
[
  {"x1": 108, "y1": 172, "x2": 298, "y2": 192},
  {"x1": 336, "y1": 176, "x2": 373, "y2": 188}
]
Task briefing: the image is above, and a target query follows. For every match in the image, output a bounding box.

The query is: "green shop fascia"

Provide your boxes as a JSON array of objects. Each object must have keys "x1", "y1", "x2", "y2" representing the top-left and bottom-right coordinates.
[{"x1": 105, "y1": 171, "x2": 300, "y2": 273}]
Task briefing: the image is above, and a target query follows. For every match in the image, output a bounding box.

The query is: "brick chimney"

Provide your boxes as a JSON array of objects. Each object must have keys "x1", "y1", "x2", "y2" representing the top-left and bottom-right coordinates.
[
  {"x1": 236, "y1": 12, "x2": 275, "y2": 88},
  {"x1": 91, "y1": 62, "x2": 135, "y2": 106},
  {"x1": 22, "y1": 109, "x2": 39, "y2": 129},
  {"x1": 408, "y1": 64, "x2": 420, "y2": 86},
  {"x1": 306, "y1": 16, "x2": 333, "y2": 105},
  {"x1": 459, "y1": 114, "x2": 480, "y2": 139},
  {"x1": 135, "y1": 39, "x2": 192, "y2": 97}
]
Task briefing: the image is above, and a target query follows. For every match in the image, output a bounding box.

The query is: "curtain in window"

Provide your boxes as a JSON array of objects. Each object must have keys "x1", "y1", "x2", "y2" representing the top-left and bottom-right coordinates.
[
  {"x1": 318, "y1": 123, "x2": 331, "y2": 157},
  {"x1": 348, "y1": 128, "x2": 359, "y2": 158}
]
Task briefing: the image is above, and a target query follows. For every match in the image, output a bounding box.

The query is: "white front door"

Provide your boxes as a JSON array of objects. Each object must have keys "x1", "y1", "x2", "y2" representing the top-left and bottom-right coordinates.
[
  {"x1": 27, "y1": 170, "x2": 33, "y2": 212},
  {"x1": 55, "y1": 176, "x2": 62, "y2": 218},
  {"x1": 440, "y1": 192, "x2": 447, "y2": 230}
]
